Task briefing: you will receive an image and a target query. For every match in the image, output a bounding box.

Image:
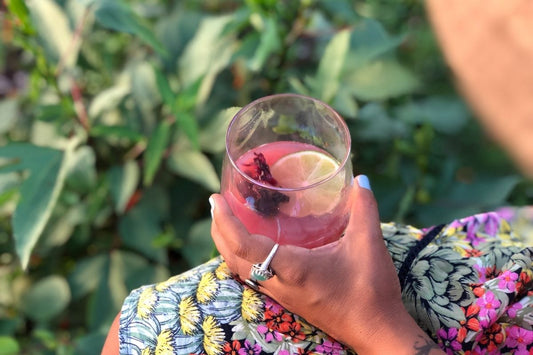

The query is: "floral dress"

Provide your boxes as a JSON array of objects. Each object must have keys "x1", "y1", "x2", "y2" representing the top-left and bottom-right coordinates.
[{"x1": 119, "y1": 208, "x2": 533, "y2": 354}]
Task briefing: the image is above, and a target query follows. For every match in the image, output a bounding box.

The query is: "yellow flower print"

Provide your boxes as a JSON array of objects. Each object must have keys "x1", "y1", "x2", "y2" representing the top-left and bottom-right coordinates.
[
  {"x1": 179, "y1": 296, "x2": 202, "y2": 335},
  {"x1": 155, "y1": 275, "x2": 182, "y2": 292},
  {"x1": 241, "y1": 287, "x2": 263, "y2": 322},
  {"x1": 202, "y1": 315, "x2": 225, "y2": 355},
  {"x1": 141, "y1": 346, "x2": 153, "y2": 355},
  {"x1": 197, "y1": 272, "x2": 218, "y2": 304},
  {"x1": 137, "y1": 287, "x2": 158, "y2": 319},
  {"x1": 215, "y1": 261, "x2": 231, "y2": 280},
  {"x1": 155, "y1": 329, "x2": 174, "y2": 355}
]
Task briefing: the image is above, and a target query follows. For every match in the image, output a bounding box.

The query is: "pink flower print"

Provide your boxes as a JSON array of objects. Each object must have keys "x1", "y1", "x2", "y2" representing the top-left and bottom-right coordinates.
[
  {"x1": 506, "y1": 302, "x2": 523, "y2": 318},
  {"x1": 242, "y1": 340, "x2": 261, "y2": 355},
  {"x1": 437, "y1": 328, "x2": 462, "y2": 355},
  {"x1": 464, "y1": 217, "x2": 487, "y2": 246},
  {"x1": 496, "y1": 207, "x2": 515, "y2": 222},
  {"x1": 265, "y1": 298, "x2": 284, "y2": 314},
  {"x1": 257, "y1": 324, "x2": 282, "y2": 342},
  {"x1": 278, "y1": 351, "x2": 290, "y2": 355},
  {"x1": 474, "y1": 264, "x2": 487, "y2": 282},
  {"x1": 314, "y1": 339, "x2": 344, "y2": 355},
  {"x1": 482, "y1": 212, "x2": 500, "y2": 237},
  {"x1": 505, "y1": 325, "x2": 533, "y2": 353},
  {"x1": 464, "y1": 344, "x2": 486, "y2": 354},
  {"x1": 476, "y1": 290, "x2": 501, "y2": 328},
  {"x1": 498, "y1": 270, "x2": 518, "y2": 292}
]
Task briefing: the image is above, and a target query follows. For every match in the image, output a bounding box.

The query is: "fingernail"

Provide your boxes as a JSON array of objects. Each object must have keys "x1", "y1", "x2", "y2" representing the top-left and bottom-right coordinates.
[
  {"x1": 209, "y1": 196, "x2": 215, "y2": 218},
  {"x1": 357, "y1": 175, "x2": 372, "y2": 191}
]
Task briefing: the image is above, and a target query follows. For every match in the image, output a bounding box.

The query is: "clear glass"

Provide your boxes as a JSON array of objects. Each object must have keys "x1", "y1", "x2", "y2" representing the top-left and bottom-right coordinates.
[{"x1": 221, "y1": 94, "x2": 353, "y2": 248}]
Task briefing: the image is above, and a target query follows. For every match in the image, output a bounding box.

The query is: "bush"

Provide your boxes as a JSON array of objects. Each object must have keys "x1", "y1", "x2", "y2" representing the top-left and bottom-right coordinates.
[{"x1": 0, "y1": 0, "x2": 530, "y2": 353}]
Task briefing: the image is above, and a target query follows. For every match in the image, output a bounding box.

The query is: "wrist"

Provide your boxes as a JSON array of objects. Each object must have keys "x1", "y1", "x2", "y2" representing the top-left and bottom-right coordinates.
[{"x1": 345, "y1": 309, "x2": 445, "y2": 355}]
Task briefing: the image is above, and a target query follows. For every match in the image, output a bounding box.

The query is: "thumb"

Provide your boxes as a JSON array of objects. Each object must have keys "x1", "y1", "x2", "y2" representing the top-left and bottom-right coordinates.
[{"x1": 344, "y1": 175, "x2": 382, "y2": 244}]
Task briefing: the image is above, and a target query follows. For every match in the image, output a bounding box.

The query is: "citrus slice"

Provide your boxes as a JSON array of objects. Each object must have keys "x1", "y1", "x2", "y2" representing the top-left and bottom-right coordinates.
[{"x1": 270, "y1": 150, "x2": 345, "y2": 217}]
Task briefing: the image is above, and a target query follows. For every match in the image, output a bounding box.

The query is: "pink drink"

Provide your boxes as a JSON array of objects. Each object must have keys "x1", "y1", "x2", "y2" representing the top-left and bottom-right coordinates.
[{"x1": 222, "y1": 141, "x2": 351, "y2": 248}]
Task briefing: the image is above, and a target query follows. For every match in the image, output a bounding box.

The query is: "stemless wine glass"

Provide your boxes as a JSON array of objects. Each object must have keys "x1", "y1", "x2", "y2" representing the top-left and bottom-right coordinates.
[{"x1": 221, "y1": 94, "x2": 353, "y2": 248}]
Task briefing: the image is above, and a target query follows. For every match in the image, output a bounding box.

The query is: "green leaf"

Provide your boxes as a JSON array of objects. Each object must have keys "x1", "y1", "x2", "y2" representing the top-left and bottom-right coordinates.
[
  {"x1": 36, "y1": 102, "x2": 75, "y2": 123},
  {"x1": 118, "y1": 187, "x2": 169, "y2": 263},
  {"x1": 0, "y1": 172, "x2": 19, "y2": 197},
  {"x1": 199, "y1": 107, "x2": 241, "y2": 154},
  {"x1": 154, "y1": 66, "x2": 175, "y2": 108},
  {"x1": 129, "y1": 61, "x2": 161, "y2": 113},
  {"x1": 416, "y1": 175, "x2": 522, "y2": 225},
  {"x1": 248, "y1": 16, "x2": 282, "y2": 71},
  {"x1": 448, "y1": 175, "x2": 521, "y2": 206},
  {"x1": 0, "y1": 99, "x2": 18, "y2": 134},
  {"x1": 37, "y1": 203, "x2": 85, "y2": 253},
  {"x1": 91, "y1": 1, "x2": 166, "y2": 56},
  {"x1": 143, "y1": 120, "x2": 173, "y2": 186},
  {"x1": 182, "y1": 219, "x2": 214, "y2": 266},
  {"x1": 87, "y1": 254, "x2": 122, "y2": 331},
  {"x1": 6, "y1": 0, "x2": 34, "y2": 34},
  {"x1": 167, "y1": 148, "x2": 220, "y2": 192},
  {"x1": 87, "y1": 251, "x2": 168, "y2": 331},
  {"x1": 332, "y1": 87, "x2": 358, "y2": 118},
  {"x1": 88, "y1": 73, "x2": 131, "y2": 119},
  {"x1": 74, "y1": 331, "x2": 107, "y2": 355},
  {"x1": 175, "y1": 111, "x2": 200, "y2": 151},
  {"x1": 312, "y1": 29, "x2": 350, "y2": 103},
  {"x1": 396, "y1": 97, "x2": 469, "y2": 134},
  {"x1": 108, "y1": 160, "x2": 140, "y2": 214},
  {"x1": 178, "y1": 15, "x2": 234, "y2": 86},
  {"x1": 65, "y1": 146, "x2": 97, "y2": 193},
  {"x1": 155, "y1": 9, "x2": 202, "y2": 69},
  {"x1": 26, "y1": 0, "x2": 79, "y2": 67},
  {"x1": 177, "y1": 14, "x2": 236, "y2": 108},
  {"x1": 356, "y1": 103, "x2": 407, "y2": 141},
  {"x1": 0, "y1": 336, "x2": 20, "y2": 355},
  {"x1": 287, "y1": 77, "x2": 311, "y2": 96},
  {"x1": 346, "y1": 60, "x2": 420, "y2": 101},
  {"x1": 347, "y1": 18, "x2": 406, "y2": 68},
  {"x1": 20, "y1": 275, "x2": 71, "y2": 322},
  {"x1": 68, "y1": 254, "x2": 107, "y2": 300},
  {"x1": 0, "y1": 143, "x2": 72, "y2": 269},
  {"x1": 90, "y1": 125, "x2": 144, "y2": 143}
]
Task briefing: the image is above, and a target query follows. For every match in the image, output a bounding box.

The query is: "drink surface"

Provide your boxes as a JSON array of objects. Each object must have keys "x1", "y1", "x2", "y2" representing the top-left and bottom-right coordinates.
[{"x1": 222, "y1": 141, "x2": 351, "y2": 248}]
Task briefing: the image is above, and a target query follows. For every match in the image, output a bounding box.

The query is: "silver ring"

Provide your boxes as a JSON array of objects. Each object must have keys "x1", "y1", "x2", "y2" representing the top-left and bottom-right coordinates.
[
  {"x1": 246, "y1": 243, "x2": 279, "y2": 284},
  {"x1": 244, "y1": 279, "x2": 260, "y2": 291}
]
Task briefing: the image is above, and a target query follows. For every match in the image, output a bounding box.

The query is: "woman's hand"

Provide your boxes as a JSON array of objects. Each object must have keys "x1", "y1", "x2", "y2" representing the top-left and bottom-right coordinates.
[{"x1": 210, "y1": 175, "x2": 444, "y2": 355}]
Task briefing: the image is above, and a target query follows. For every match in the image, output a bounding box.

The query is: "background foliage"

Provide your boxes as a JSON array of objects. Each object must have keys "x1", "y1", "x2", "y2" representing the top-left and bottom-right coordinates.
[{"x1": 0, "y1": 0, "x2": 531, "y2": 353}]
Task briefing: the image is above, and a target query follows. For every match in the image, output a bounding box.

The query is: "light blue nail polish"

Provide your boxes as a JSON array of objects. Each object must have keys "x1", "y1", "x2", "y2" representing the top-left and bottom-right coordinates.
[
  {"x1": 357, "y1": 175, "x2": 372, "y2": 191},
  {"x1": 209, "y1": 197, "x2": 215, "y2": 218}
]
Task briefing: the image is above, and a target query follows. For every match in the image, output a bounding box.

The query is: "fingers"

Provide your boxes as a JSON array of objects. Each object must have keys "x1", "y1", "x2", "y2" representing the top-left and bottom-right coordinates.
[
  {"x1": 210, "y1": 194, "x2": 275, "y2": 279},
  {"x1": 344, "y1": 175, "x2": 382, "y2": 243},
  {"x1": 209, "y1": 194, "x2": 310, "y2": 285}
]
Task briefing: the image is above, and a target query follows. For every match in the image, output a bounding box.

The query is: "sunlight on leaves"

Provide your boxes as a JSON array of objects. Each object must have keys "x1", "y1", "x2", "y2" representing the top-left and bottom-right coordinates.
[
  {"x1": 313, "y1": 29, "x2": 350, "y2": 103},
  {"x1": 0, "y1": 143, "x2": 72, "y2": 269},
  {"x1": 167, "y1": 148, "x2": 220, "y2": 192},
  {"x1": 26, "y1": 0, "x2": 78, "y2": 67},
  {"x1": 346, "y1": 60, "x2": 420, "y2": 101},
  {"x1": 108, "y1": 160, "x2": 140, "y2": 214}
]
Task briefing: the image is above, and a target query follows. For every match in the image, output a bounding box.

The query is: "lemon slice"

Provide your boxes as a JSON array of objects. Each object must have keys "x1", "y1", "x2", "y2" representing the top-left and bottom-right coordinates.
[{"x1": 270, "y1": 150, "x2": 345, "y2": 217}]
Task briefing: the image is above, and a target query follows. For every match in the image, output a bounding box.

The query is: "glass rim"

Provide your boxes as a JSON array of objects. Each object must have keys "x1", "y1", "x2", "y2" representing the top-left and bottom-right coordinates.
[{"x1": 225, "y1": 93, "x2": 352, "y2": 192}]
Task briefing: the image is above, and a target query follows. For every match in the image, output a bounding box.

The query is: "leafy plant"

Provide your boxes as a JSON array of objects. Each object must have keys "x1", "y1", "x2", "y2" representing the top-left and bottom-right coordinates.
[{"x1": 0, "y1": 0, "x2": 530, "y2": 353}]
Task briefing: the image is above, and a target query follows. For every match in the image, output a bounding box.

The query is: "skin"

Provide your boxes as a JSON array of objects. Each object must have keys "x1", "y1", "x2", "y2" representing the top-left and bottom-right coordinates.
[
  {"x1": 101, "y1": 313, "x2": 120, "y2": 354},
  {"x1": 426, "y1": 0, "x2": 533, "y2": 178},
  {"x1": 210, "y1": 177, "x2": 445, "y2": 355}
]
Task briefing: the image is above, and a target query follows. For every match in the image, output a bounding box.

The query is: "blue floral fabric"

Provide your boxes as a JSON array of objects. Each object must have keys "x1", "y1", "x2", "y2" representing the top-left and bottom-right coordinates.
[{"x1": 119, "y1": 208, "x2": 533, "y2": 354}]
